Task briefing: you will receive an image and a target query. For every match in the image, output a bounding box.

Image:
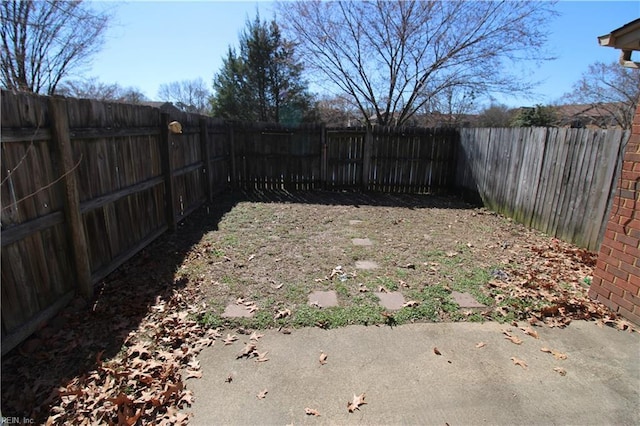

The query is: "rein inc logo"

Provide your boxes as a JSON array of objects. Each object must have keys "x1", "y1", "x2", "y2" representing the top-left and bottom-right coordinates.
[{"x1": 0, "y1": 418, "x2": 34, "y2": 424}]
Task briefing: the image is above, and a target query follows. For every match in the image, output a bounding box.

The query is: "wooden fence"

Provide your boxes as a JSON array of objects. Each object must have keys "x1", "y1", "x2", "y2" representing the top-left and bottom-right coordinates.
[
  {"x1": 1, "y1": 91, "x2": 229, "y2": 354},
  {"x1": 456, "y1": 127, "x2": 629, "y2": 250},
  {"x1": 0, "y1": 90, "x2": 630, "y2": 353}
]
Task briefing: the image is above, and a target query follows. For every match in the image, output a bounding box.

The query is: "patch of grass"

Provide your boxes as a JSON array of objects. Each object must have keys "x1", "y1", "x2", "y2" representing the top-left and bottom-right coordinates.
[
  {"x1": 375, "y1": 276, "x2": 398, "y2": 291},
  {"x1": 292, "y1": 305, "x2": 384, "y2": 328},
  {"x1": 451, "y1": 268, "x2": 493, "y2": 306}
]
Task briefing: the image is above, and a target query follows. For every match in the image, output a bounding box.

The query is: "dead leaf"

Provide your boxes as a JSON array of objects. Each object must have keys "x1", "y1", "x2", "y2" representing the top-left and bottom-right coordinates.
[
  {"x1": 510, "y1": 357, "x2": 528, "y2": 369},
  {"x1": 257, "y1": 389, "x2": 268, "y2": 399},
  {"x1": 519, "y1": 326, "x2": 539, "y2": 339},
  {"x1": 475, "y1": 342, "x2": 486, "y2": 348},
  {"x1": 347, "y1": 393, "x2": 367, "y2": 412},
  {"x1": 378, "y1": 285, "x2": 389, "y2": 293},
  {"x1": 319, "y1": 352, "x2": 328, "y2": 365},
  {"x1": 502, "y1": 330, "x2": 523, "y2": 345},
  {"x1": 402, "y1": 300, "x2": 420, "y2": 308},
  {"x1": 255, "y1": 351, "x2": 269, "y2": 362},
  {"x1": 540, "y1": 347, "x2": 567, "y2": 360},
  {"x1": 446, "y1": 251, "x2": 458, "y2": 257},
  {"x1": 504, "y1": 335, "x2": 523, "y2": 345},
  {"x1": 249, "y1": 331, "x2": 264, "y2": 341},
  {"x1": 433, "y1": 347, "x2": 442, "y2": 356},
  {"x1": 305, "y1": 407, "x2": 321, "y2": 416},
  {"x1": 271, "y1": 283, "x2": 284, "y2": 290},
  {"x1": 280, "y1": 327, "x2": 292, "y2": 334},
  {"x1": 553, "y1": 367, "x2": 567, "y2": 376},
  {"x1": 275, "y1": 308, "x2": 291, "y2": 320},
  {"x1": 248, "y1": 254, "x2": 255, "y2": 261},
  {"x1": 237, "y1": 343, "x2": 257, "y2": 359},
  {"x1": 358, "y1": 283, "x2": 369, "y2": 292},
  {"x1": 223, "y1": 334, "x2": 238, "y2": 345},
  {"x1": 185, "y1": 369, "x2": 202, "y2": 379}
]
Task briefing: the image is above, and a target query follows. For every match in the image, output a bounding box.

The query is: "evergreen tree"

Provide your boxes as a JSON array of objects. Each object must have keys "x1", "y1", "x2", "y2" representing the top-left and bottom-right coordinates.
[
  {"x1": 511, "y1": 105, "x2": 558, "y2": 127},
  {"x1": 211, "y1": 15, "x2": 314, "y2": 125}
]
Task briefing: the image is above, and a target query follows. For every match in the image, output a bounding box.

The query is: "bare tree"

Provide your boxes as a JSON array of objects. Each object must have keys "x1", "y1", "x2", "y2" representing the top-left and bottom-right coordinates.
[
  {"x1": 562, "y1": 61, "x2": 640, "y2": 129},
  {"x1": 1, "y1": 0, "x2": 110, "y2": 95},
  {"x1": 315, "y1": 94, "x2": 362, "y2": 126},
  {"x1": 56, "y1": 77, "x2": 147, "y2": 103},
  {"x1": 476, "y1": 104, "x2": 516, "y2": 128},
  {"x1": 277, "y1": 0, "x2": 555, "y2": 126},
  {"x1": 157, "y1": 78, "x2": 211, "y2": 115}
]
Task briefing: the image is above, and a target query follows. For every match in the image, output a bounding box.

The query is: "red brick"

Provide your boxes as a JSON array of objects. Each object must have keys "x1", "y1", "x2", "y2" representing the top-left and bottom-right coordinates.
[
  {"x1": 624, "y1": 153, "x2": 640, "y2": 163},
  {"x1": 588, "y1": 283, "x2": 610, "y2": 299},
  {"x1": 600, "y1": 252, "x2": 620, "y2": 268},
  {"x1": 624, "y1": 291, "x2": 640, "y2": 307},
  {"x1": 607, "y1": 222, "x2": 625, "y2": 235},
  {"x1": 616, "y1": 305, "x2": 640, "y2": 327},
  {"x1": 594, "y1": 267, "x2": 616, "y2": 284},
  {"x1": 603, "y1": 229, "x2": 616, "y2": 242},
  {"x1": 608, "y1": 239, "x2": 626, "y2": 253},
  {"x1": 620, "y1": 260, "x2": 640, "y2": 276},
  {"x1": 630, "y1": 273, "x2": 640, "y2": 288},
  {"x1": 616, "y1": 250, "x2": 636, "y2": 266},
  {"x1": 596, "y1": 293, "x2": 617, "y2": 311},
  {"x1": 614, "y1": 206, "x2": 634, "y2": 220},
  {"x1": 602, "y1": 279, "x2": 625, "y2": 296},
  {"x1": 616, "y1": 233, "x2": 639, "y2": 248},
  {"x1": 596, "y1": 259, "x2": 609, "y2": 271},
  {"x1": 611, "y1": 292, "x2": 634, "y2": 312},
  {"x1": 623, "y1": 243, "x2": 640, "y2": 258},
  {"x1": 618, "y1": 278, "x2": 639, "y2": 295}
]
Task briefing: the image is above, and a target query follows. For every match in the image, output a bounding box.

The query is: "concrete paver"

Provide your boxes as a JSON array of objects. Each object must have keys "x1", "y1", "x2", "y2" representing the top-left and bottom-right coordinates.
[
  {"x1": 221, "y1": 304, "x2": 255, "y2": 318},
  {"x1": 355, "y1": 260, "x2": 379, "y2": 270},
  {"x1": 374, "y1": 291, "x2": 406, "y2": 310},
  {"x1": 351, "y1": 238, "x2": 373, "y2": 246},
  {"x1": 451, "y1": 291, "x2": 487, "y2": 308},
  {"x1": 185, "y1": 321, "x2": 640, "y2": 425},
  {"x1": 308, "y1": 291, "x2": 339, "y2": 308}
]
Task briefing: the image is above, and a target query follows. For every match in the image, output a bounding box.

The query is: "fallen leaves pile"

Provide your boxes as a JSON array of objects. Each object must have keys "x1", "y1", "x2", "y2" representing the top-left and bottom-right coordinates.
[
  {"x1": 1, "y1": 247, "x2": 217, "y2": 425},
  {"x1": 55, "y1": 289, "x2": 216, "y2": 425},
  {"x1": 488, "y1": 238, "x2": 635, "y2": 330}
]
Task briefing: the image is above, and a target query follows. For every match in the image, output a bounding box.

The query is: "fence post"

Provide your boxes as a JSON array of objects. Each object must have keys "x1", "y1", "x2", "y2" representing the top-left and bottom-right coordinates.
[
  {"x1": 199, "y1": 118, "x2": 212, "y2": 202},
  {"x1": 229, "y1": 124, "x2": 237, "y2": 189},
  {"x1": 320, "y1": 124, "x2": 327, "y2": 189},
  {"x1": 159, "y1": 113, "x2": 176, "y2": 231},
  {"x1": 48, "y1": 97, "x2": 93, "y2": 299},
  {"x1": 362, "y1": 125, "x2": 373, "y2": 191}
]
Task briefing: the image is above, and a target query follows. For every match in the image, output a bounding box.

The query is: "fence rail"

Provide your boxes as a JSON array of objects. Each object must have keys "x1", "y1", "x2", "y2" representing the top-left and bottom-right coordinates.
[{"x1": 0, "y1": 90, "x2": 630, "y2": 353}]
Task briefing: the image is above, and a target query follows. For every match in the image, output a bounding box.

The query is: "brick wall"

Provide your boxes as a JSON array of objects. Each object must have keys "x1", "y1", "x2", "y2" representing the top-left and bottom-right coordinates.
[{"x1": 589, "y1": 102, "x2": 640, "y2": 325}]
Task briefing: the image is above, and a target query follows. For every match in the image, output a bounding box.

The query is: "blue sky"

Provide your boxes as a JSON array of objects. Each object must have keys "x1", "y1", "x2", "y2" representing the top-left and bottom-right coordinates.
[{"x1": 87, "y1": 1, "x2": 639, "y2": 108}]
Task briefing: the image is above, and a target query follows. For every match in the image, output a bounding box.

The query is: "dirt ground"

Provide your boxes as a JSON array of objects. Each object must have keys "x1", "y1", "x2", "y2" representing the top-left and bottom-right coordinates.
[
  {"x1": 1, "y1": 190, "x2": 629, "y2": 425},
  {"x1": 183, "y1": 190, "x2": 600, "y2": 327}
]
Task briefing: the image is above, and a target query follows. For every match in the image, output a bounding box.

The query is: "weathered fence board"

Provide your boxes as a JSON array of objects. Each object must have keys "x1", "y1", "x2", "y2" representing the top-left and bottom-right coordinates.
[{"x1": 457, "y1": 127, "x2": 629, "y2": 250}]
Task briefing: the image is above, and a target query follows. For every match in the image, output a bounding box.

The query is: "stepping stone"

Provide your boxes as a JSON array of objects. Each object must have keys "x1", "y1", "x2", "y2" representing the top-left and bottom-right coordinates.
[
  {"x1": 352, "y1": 238, "x2": 373, "y2": 246},
  {"x1": 308, "y1": 290, "x2": 338, "y2": 308},
  {"x1": 451, "y1": 291, "x2": 487, "y2": 308},
  {"x1": 375, "y1": 291, "x2": 406, "y2": 311},
  {"x1": 221, "y1": 304, "x2": 255, "y2": 318},
  {"x1": 349, "y1": 220, "x2": 363, "y2": 225},
  {"x1": 355, "y1": 260, "x2": 379, "y2": 270}
]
